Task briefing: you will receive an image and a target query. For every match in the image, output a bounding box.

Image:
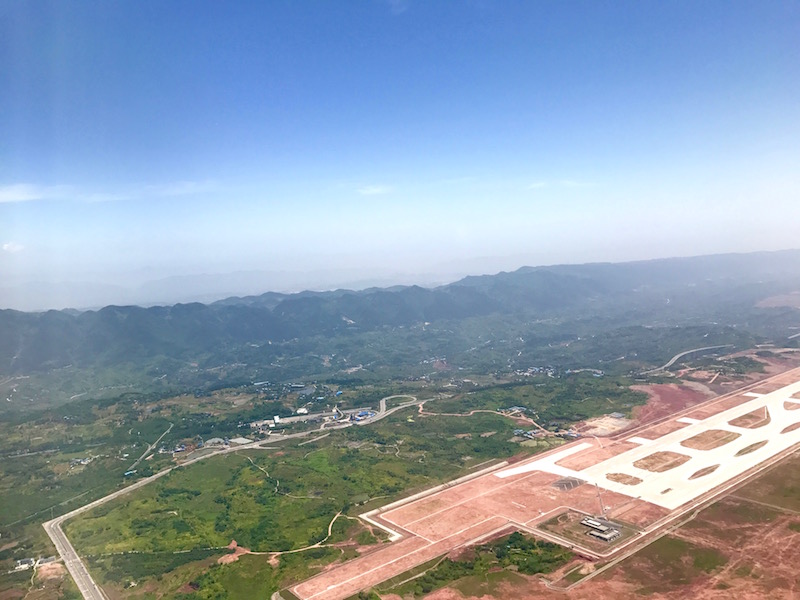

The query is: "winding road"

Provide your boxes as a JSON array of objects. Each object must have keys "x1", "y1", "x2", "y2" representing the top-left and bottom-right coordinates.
[{"x1": 641, "y1": 344, "x2": 733, "y2": 375}]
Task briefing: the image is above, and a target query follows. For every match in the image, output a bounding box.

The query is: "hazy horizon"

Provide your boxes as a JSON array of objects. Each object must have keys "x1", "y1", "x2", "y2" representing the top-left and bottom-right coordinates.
[
  {"x1": 3, "y1": 2, "x2": 799, "y2": 310},
  {"x1": 3, "y1": 247, "x2": 800, "y2": 312}
]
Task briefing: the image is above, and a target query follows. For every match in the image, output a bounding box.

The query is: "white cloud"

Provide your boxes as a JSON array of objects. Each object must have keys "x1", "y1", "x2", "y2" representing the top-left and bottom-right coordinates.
[
  {"x1": 0, "y1": 183, "x2": 71, "y2": 203},
  {"x1": 528, "y1": 181, "x2": 548, "y2": 189},
  {"x1": 2, "y1": 242, "x2": 24, "y2": 253},
  {"x1": 80, "y1": 192, "x2": 131, "y2": 203},
  {"x1": 357, "y1": 185, "x2": 393, "y2": 196},
  {"x1": 0, "y1": 180, "x2": 217, "y2": 204},
  {"x1": 145, "y1": 180, "x2": 217, "y2": 197}
]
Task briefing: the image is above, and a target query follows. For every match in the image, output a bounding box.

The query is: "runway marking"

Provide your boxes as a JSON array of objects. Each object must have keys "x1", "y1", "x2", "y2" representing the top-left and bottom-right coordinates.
[
  {"x1": 290, "y1": 369, "x2": 800, "y2": 600},
  {"x1": 391, "y1": 469, "x2": 545, "y2": 528},
  {"x1": 629, "y1": 436, "x2": 655, "y2": 445},
  {"x1": 359, "y1": 513, "x2": 405, "y2": 542},
  {"x1": 495, "y1": 442, "x2": 593, "y2": 479},
  {"x1": 298, "y1": 517, "x2": 503, "y2": 600},
  {"x1": 494, "y1": 379, "x2": 800, "y2": 510}
]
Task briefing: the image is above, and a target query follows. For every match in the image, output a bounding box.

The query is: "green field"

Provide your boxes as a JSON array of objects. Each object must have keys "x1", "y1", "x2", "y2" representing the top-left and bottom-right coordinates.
[
  {"x1": 375, "y1": 531, "x2": 573, "y2": 597},
  {"x1": 0, "y1": 372, "x2": 577, "y2": 585},
  {"x1": 426, "y1": 374, "x2": 647, "y2": 423},
  {"x1": 0, "y1": 353, "x2": 780, "y2": 600},
  {"x1": 735, "y1": 453, "x2": 800, "y2": 512},
  {"x1": 605, "y1": 535, "x2": 728, "y2": 594},
  {"x1": 59, "y1": 408, "x2": 534, "y2": 598}
]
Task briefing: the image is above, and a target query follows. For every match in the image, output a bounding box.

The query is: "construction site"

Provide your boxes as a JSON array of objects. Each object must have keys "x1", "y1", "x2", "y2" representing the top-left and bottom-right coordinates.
[{"x1": 289, "y1": 367, "x2": 800, "y2": 600}]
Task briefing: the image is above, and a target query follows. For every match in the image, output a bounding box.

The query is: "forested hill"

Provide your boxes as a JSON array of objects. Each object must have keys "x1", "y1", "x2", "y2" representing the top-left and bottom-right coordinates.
[{"x1": 2, "y1": 250, "x2": 800, "y2": 377}]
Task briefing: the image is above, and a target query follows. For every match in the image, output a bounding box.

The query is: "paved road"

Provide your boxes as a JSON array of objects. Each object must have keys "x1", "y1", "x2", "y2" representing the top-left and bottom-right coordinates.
[
  {"x1": 318, "y1": 395, "x2": 422, "y2": 430},
  {"x1": 128, "y1": 422, "x2": 173, "y2": 471},
  {"x1": 366, "y1": 395, "x2": 421, "y2": 424},
  {"x1": 44, "y1": 518, "x2": 108, "y2": 600},
  {"x1": 42, "y1": 394, "x2": 425, "y2": 600},
  {"x1": 641, "y1": 344, "x2": 733, "y2": 375},
  {"x1": 42, "y1": 438, "x2": 275, "y2": 600}
]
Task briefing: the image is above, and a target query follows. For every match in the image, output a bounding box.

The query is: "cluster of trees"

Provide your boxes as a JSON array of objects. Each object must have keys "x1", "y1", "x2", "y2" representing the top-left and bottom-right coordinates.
[
  {"x1": 89, "y1": 548, "x2": 218, "y2": 584},
  {"x1": 390, "y1": 531, "x2": 573, "y2": 596},
  {"x1": 491, "y1": 531, "x2": 573, "y2": 574}
]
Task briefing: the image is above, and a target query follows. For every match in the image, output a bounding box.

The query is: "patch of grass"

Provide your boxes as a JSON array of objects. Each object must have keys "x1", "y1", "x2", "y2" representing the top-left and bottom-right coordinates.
[
  {"x1": 64, "y1": 409, "x2": 548, "y2": 597},
  {"x1": 374, "y1": 556, "x2": 442, "y2": 591},
  {"x1": 715, "y1": 581, "x2": 732, "y2": 590},
  {"x1": 734, "y1": 564, "x2": 753, "y2": 577},
  {"x1": 680, "y1": 429, "x2": 740, "y2": 451},
  {"x1": 426, "y1": 374, "x2": 647, "y2": 424},
  {"x1": 451, "y1": 570, "x2": 529, "y2": 596},
  {"x1": 384, "y1": 532, "x2": 572, "y2": 597},
  {"x1": 633, "y1": 451, "x2": 691, "y2": 473},
  {"x1": 563, "y1": 566, "x2": 589, "y2": 584},
  {"x1": 344, "y1": 591, "x2": 382, "y2": 600},
  {"x1": 0, "y1": 569, "x2": 32, "y2": 595},
  {"x1": 735, "y1": 440, "x2": 769, "y2": 456},
  {"x1": 385, "y1": 557, "x2": 476, "y2": 596},
  {"x1": 621, "y1": 536, "x2": 728, "y2": 590},
  {"x1": 0, "y1": 371, "x2": 652, "y2": 599},
  {"x1": 723, "y1": 500, "x2": 779, "y2": 524},
  {"x1": 692, "y1": 546, "x2": 728, "y2": 572},
  {"x1": 86, "y1": 548, "x2": 220, "y2": 583},
  {"x1": 180, "y1": 554, "x2": 279, "y2": 600},
  {"x1": 737, "y1": 453, "x2": 800, "y2": 512}
]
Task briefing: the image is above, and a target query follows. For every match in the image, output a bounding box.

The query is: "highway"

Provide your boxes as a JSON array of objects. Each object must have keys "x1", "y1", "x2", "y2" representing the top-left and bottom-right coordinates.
[
  {"x1": 42, "y1": 394, "x2": 425, "y2": 600},
  {"x1": 44, "y1": 517, "x2": 108, "y2": 600},
  {"x1": 641, "y1": 344, "x2": 733, "y2": 375}
]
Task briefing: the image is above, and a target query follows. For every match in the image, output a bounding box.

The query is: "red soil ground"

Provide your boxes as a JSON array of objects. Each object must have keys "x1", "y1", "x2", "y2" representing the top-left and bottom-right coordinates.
[
  {"x1": 634, "y1": 420, "x2": 690, "y2": 439},
  {"x1": 630, "y1": 384, "x2": 710, "y2": 424},
  {"x1": 291, "y1": 367, "x2": 800, "y2": 600},
  {"x1": 424, "y1": 496, "x2": 800, "y2": 599},
  {"x1": 292, "y1": 450, "x2": 659, "y2": 600},
  {"x1": 554, "y1": 440, "x2": 639, "y2": 471},
  {"x1": 683, "y1": 393, "x2": 753, "y2": 420},
  {"x1": 217, "y1": 540, "x2": 251, "y2": 564}
]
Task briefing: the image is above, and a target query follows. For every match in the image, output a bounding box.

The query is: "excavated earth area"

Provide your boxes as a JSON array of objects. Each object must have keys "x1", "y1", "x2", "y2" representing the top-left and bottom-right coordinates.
[{"x1": 290, "y1": 368, "x2": 800, "y2": 600}]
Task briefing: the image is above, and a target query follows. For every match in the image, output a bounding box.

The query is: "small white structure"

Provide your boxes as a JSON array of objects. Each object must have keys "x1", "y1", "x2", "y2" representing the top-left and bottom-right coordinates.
[
  {"x1": 15, "y1": 558, "x2": 35, "y2": 571},
  {"x1": 273, "y1": 415, "x2": 281, "y2": 424},
  {"x1": 296, "y1": 407, "x2": 309, "y2": 415}
]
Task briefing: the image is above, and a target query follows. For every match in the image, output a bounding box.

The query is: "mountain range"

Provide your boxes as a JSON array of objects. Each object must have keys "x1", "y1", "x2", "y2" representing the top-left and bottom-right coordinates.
[{"x1": 2, "y1": 250, "x2": 800, "y2": 388}]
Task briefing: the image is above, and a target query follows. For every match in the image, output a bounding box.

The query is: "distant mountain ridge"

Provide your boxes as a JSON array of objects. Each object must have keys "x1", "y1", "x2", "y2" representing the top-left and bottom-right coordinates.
[{"x1": 2, "y1": 250, "x2": 800, "y2": 376}]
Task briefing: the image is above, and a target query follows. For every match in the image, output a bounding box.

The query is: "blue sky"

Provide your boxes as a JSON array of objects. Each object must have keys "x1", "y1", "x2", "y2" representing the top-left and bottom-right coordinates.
[{"x1": 2, "y1": 1, "x2": 800, "y2": 308}]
